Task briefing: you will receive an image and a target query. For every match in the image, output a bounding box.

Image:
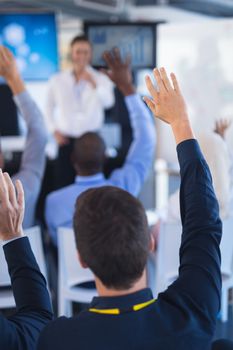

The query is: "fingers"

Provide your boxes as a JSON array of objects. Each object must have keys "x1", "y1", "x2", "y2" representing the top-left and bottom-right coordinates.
[
  {"x1": 153, "y1": 68, "x2": 167, "y2": 93},
  {"x1": 112, "y1": 47, "x2": 122, "y2": 64},
  {"x1": 0, "y1": 171, "x2": 23, "y2": 209},
  {"x1": 143, "y1": 96, "x2": 156, "y2": 113},
  {"x1": 112, "y1": 48, "x2": 131, "y2": 67},
  {"x1": 15, "y1": 180, "x2": 25, "y2": 211},
  {"x1": 221, "y1": 118, "x2": 231, "y2": 129},
  {"x1": 0, "y1": 46, "x2": 11, "y2": 65},
  {"x1": 159, "y1": 67, "x2": 173, "y2": 91},
  {"x1": 2, "y1": 46, "x2": 13, "y2": 61},
  {"x1": 0, "y1": 47, "x2": 6, "y2": 67},
  {"x1": 103, "y1": 48, "x2": 127, "y2": 69},
  {"x1": 3, "y1": 172, "x2": 17, "y2": 206},
  {"x1": 145, "y1": 75, "x2": 159, "y2": 103},
  {"x1": 102, "y1": 51, "x2": 114, "y2": 69},
  {"x1": 100, "y1": 68, "x2": 113, "y2": 80},
  {"x1": 125, "y1": 54, "x2": 131, "y2": 67},
  {"x1": 170, "y1": 72, "x2": 180, "y2": 92},
  {"x1": 216, "y1": 118, "x2": 232, "y2": 132},
  {"x1": 146, "y1": 68, "x2": 180, "y2": 99},
  {"x1": 0, "y1": 169, "x2": 9, "y2": 204}
]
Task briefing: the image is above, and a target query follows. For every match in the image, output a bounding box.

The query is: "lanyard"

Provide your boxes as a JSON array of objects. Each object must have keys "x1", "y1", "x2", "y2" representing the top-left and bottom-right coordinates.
[{"x1": 89, "y1": 298, "x2": 156, "y2": 315}]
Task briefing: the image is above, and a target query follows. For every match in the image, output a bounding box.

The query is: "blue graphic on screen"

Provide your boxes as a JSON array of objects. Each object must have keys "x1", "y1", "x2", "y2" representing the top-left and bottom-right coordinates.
[
  {"x1": 0, "y1": 14, "x2": 58, "y2": 80},
  {"x1": 88, "y1": 25, "x2": 155, "y2": 68}
]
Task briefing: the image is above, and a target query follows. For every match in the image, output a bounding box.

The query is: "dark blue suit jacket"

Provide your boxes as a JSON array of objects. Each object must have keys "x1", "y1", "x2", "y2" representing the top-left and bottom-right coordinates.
[
  {"x1": 0, "y1": 237, "x2": 53, "y2": 350},
  {"x1": 37, "y1": 139, "x2": 222, "y2": 350}
]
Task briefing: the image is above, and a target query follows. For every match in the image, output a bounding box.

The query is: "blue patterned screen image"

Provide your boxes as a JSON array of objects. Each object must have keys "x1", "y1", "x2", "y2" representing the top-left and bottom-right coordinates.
[
  {"x1": 87, "y1": 25, "x2": 155, "y2": 68},
  {"x1": 0, "y1": 13, "x2": 58, "y2": 80}
]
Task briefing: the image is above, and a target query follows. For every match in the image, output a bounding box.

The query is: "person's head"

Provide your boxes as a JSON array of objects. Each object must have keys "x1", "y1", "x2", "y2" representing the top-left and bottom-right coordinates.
[
  {"x1": 70, "y1": 35, "x2": 92, "y2": 70},
  {"x1": 72, "y1": 132, "x2": 106, "y2": 176},
  {"x1": 73, "y1": 186, "x2": 151, "y2": 290}
]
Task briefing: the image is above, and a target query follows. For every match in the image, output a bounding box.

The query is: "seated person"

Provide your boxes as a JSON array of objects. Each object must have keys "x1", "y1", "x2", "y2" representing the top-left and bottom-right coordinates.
[
  {"x1": 163, "y1": 126, "x2": 232, "y2": 223},
  {"x1": 0, "y1": 172, "x2": 53, "y2": 350},
  {"x1": 213, "y1": 118, "x2": 233, "y2": 210},
  {"x1": 45, "y1": 48, "x2": 156, "y2": 245},
  {"x1": 0, "y1": 46, "x2": 48, "y2": 228},
  {"x1": 37, "y1": 68, "x2": 230, "y2": 349}
]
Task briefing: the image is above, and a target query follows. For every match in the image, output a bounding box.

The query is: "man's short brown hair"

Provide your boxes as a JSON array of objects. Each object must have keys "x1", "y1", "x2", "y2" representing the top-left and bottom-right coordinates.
[
  {"x1": 70, "y1": 34, "x2": 91, "y2": 47},
  {"x1": 73, "y1": 186, "x2": 150, "y2": 290}
]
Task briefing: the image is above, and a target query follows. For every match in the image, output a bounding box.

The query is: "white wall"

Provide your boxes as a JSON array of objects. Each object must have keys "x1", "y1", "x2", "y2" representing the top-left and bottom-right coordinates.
[
  {"x1": 156, "y1": 18, "x2": 233, "y2": 163},
  {"x1": 127, "y1": 5, "x2": 212, "y2": 23}
]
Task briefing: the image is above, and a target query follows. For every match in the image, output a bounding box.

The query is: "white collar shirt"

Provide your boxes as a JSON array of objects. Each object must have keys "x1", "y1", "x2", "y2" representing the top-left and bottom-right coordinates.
[{"x1": 45, "y1": 67, "x2": 114, "y2": 137}]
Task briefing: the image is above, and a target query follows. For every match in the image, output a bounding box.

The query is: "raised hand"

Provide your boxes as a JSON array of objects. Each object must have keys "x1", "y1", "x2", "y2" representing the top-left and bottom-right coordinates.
[
  {"x1": 78, "y1": 70, "x2": 97, "y2": 88},
  {"x1": 0, "y1": 45, "x2": 25, "y2": 94},
  {"x1": 144, "y1": 68, "x2": 188, "y2": 125},
  {"x1": 54, "y1": 130, "x2": 69, "y2": 146},
  {"x1": 214, "y1": 118, "x2": 231, "y2": 139},
  {"x1": 144, "y1": 67, "x2": 194, "y2": 144},
  {"x1": 0, "y1": 170, "x2": 24, "y2": 241},
  {"x1": 0, "y1": 46, "x2": 19, "y2": 81},
  {"x1": 102, "y1": 48, "x2": 135, "y2": 96}
]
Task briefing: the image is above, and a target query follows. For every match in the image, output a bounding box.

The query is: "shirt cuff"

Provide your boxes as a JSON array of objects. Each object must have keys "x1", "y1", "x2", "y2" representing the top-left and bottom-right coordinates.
[
  {"x1": 124, "y1": 94, "x2": 147, "y2": 115},
  {"x1": 2, "y1": 235, "x2": 25, "y2": 247},
  {"x1": 124, "y1": 93, "x2": 140, "y2": 105},
  {"x1": 177, "y1": 139, "x2": 204, "y2": 168}
]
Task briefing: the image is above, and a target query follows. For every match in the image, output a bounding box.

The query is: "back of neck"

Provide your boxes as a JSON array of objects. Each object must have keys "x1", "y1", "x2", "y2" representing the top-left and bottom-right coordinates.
[{"x1": 95, "y1": 270, "x2": 147, "y2": 297}]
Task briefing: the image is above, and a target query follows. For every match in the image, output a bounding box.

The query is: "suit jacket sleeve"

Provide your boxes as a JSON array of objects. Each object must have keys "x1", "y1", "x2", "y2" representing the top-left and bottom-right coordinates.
[
  {"x1": 0, "y1": 237, "x2": 53, "y2": 350},
  {"x1": 163, "y1": 139, "x2": 222, "y2": 331}
]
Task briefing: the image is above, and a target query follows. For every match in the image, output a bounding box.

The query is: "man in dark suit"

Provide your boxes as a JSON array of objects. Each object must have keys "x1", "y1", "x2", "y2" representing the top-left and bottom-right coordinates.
[
  {"x1": 0, "y1": 170, "x2": 53, "y2": 350},
  {"x1": 37, "y1": 68, "x2": 232, "y2": 349}
]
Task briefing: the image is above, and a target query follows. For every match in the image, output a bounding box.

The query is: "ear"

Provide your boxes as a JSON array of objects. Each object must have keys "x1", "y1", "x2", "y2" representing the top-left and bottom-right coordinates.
[
  {"x1": 77, "y1": 251, "x2": 88, "y2": 268},
  {"x1": 70, "y1": 153, "x2": 78, "y2": 173}
]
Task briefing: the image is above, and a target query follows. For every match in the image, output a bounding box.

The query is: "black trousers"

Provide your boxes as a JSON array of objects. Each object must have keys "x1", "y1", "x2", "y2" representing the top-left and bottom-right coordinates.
[
  {"x1": 54, "y1": 138, "x2": 76, "y2": 190},
  {"x1": 212, "y1": 339, "x2": 233, "y2": 350}
]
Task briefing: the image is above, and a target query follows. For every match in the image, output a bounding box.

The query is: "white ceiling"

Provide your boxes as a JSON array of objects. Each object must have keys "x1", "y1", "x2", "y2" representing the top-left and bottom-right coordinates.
[{"x1": 0, "y1": 0, "x2": 233, "y2": 19}]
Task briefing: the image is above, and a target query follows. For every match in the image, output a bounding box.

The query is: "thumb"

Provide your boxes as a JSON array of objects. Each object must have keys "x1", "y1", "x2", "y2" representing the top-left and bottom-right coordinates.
[{"x1": 100, "y1": 68, "x2": 113, "y2": 81}]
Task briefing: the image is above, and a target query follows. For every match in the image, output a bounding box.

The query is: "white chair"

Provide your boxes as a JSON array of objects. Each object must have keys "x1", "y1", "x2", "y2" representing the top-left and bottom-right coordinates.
[
  {"x1": 58, "y1": 227, "x2": 97, "y2": 317},
  {"x1": 153, "y1": 221, "x2": 181, "y2": 297},
  {"x1": 152, "y1": 218, "x2": 233, "y2": 322},
  {"x1": 0, "y1": 226, "x2": 47, "y2": 309}
]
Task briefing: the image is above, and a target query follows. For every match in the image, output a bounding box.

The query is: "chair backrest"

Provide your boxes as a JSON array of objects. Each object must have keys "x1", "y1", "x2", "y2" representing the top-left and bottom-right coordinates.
[
  {"x1": 155, "y1": 220, "x2": 181, "y2": 295},
  {"x1": 155, "y1": 216, "x2": 233, "y2": 296},
  {"x1": 220, "y1": 216, "x2": 233, "y2": 276},
  {"x1": 0, "y1": 226, "x2": 47, "y2": 287},
  {"x1": 58, "y1": 227, "x2": 95, "y2": 288}
]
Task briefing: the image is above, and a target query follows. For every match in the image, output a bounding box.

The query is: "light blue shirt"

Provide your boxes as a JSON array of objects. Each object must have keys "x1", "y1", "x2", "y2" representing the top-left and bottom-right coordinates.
[
  {"x1": 12, "y1": 91, "x2": 48, "y2": 228},
  {"x1": 45, "y1": 94, "x2": 156, "y2": 244}
]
